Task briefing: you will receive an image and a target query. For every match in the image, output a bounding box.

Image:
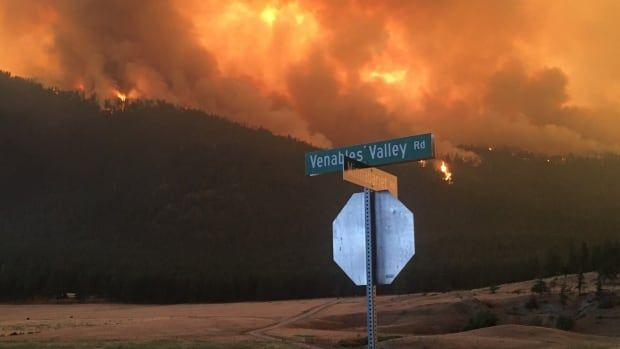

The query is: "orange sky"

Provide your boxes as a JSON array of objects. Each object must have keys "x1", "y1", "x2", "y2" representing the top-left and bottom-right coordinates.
[{"x1": 1, "y1": 0, "x2": 619, "y2": 158}]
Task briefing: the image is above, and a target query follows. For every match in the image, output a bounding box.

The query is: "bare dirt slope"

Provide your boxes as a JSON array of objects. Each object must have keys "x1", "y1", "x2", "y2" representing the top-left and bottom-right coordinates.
[
  {"x1": 1, "y1": 273, "x2": 619, "y2": 348},
  {"x1": 383, "y1": 325, "x2": 620, "y2": 349}
]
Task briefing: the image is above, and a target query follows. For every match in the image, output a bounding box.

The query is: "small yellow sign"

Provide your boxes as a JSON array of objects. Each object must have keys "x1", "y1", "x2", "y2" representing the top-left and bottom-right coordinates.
[{"x1": 343, "y1": 162, "x2": 398, "y2": 198}]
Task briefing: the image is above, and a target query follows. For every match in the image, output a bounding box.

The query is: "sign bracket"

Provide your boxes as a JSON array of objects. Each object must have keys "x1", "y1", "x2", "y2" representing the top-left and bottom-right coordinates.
[{"x1": 343, "y1": 157, "x2": 398, "y2": 197}]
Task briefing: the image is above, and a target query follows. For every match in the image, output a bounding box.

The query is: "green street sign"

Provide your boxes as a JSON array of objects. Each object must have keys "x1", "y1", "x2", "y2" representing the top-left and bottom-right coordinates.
[{"x1": 305, "y1": 133, "x2": 434, "y2": 176}]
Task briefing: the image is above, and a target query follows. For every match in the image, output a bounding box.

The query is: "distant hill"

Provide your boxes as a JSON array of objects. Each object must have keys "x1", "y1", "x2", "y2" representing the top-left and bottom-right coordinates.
[{"x1": 0, "y1": 71, "x2": 618, "y2": 302}]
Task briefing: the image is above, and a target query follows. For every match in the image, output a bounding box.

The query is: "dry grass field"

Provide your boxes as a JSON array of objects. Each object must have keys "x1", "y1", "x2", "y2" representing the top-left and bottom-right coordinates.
[{"x1": 1, "y1": 274, "x2": 619, "y2": 349}]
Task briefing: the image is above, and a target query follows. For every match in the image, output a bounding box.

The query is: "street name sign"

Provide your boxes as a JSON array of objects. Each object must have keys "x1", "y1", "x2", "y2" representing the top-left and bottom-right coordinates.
[
  {"x1": 333, "y1": 191, "x2": 414, "y2": 285},
  {"x1": 343, "y1": 157, "x2": 398, "y2": 198},
  {"x1": 305, "y1": 133, "x2": 434, "y2": 176}
]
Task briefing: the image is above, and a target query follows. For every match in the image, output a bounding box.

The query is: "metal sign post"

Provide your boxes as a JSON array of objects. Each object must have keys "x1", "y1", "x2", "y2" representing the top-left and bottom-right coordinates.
[
  {"x1": 364, "y1": 188, "x2": 378, "y2": 349},
  {"x1": 307, "y1": 132, "x2": 434, "y2": 349}
]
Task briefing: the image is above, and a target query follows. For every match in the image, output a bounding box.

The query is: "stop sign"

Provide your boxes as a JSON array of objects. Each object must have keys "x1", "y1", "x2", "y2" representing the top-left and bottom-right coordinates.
[{"x1": 333, "y1": 191, "x2": 415, "y2": 285}]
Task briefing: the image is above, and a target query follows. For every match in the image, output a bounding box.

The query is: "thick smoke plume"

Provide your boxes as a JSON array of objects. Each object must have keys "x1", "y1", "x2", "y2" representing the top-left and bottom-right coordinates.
[{"x1": 1, "y1": 0, "x2": 619, "y2": 157}]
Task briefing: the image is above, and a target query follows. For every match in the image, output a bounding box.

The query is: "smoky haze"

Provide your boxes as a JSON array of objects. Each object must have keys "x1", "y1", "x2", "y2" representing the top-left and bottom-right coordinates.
[{"x1": 1, "y1": 0, "x2": 619, "y2": 157}]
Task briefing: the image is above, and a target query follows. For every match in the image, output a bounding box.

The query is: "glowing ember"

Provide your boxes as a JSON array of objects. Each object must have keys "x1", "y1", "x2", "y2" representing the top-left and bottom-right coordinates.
[
  {"x1": 488, "y1": 146, "x2": 493, "y2": 151},
  {"x1": 440, "y1": 161, "x2": 453, "y2": 183}
]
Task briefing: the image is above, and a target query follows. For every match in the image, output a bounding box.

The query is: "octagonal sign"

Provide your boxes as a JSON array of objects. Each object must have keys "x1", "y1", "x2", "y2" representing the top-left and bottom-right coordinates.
[
  {"x1": 333, "y1": 191, "x2": 415, "y2": 286},
  {"x1": 333, "y1": 192, "x2": 366, "y2": 285}
]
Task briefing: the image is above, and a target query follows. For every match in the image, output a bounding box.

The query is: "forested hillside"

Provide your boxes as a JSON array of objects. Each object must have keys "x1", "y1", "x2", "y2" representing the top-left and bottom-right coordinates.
[{"x1": 1, "y1": 72, "x2": 618, "y2": 303}]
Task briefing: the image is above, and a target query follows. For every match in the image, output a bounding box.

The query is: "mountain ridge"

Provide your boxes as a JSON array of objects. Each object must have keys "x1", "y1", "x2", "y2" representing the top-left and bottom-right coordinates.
[{"x1": 0, "y1": 71, "x2": 618, "y2": 303}]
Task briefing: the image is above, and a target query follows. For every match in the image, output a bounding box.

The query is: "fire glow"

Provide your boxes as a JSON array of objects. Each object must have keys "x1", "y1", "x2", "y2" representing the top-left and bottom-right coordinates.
[
  {"x1": 114, "y1": 90, "x2": 127, "y2": 103},
  {"x1": 0, "y1": 1, "x2": 619, "y2": 157},
  {"x1": 368, "y1": 70, "x2": 407, "y2": 84},
  {"x1": 440, "y1": 161, "x2": 453, "y2": 184}
]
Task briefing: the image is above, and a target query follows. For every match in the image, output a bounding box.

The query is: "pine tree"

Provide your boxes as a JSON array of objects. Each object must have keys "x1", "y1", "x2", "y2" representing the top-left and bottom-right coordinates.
[
  {"x1": 545, "y1": 250, "x2": 562, "y2": 277},
  {"x1": 567, "y1": 241, "x2": 578, "y2": 273},
  {"x1": 559, "y1": 280, "x2": 569, "y2": 307},
  {"x1": 576, "y1": 270, "x2": 585, "y2": 296},
  {"x1": 581, "y1": 242, "x2": 590, "y2": 272},
  {"x1": 596, "y1": 273, "x2": 603, "y2": 299}
]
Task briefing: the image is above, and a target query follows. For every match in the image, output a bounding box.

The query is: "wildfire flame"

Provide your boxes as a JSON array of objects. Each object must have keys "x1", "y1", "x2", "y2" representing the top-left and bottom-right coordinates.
[
  {"x1": 115, "y1": 90, "x2": 127, "y2": 102},
  {"x1": 111, "y1": 88, "x2": 140, "y2": 103},
  {"x1": 368, "y1": 70, "x2": 407, "y2": 84},
  {"x1": 440, "y1": 161, "x2": 453, "y2": 184},
  {"x1": 1, "y1": 1, "x2": 619, "y2": 156},
  {"x1": 260, "y1": 6, "x2": 278, "y2": 26}
]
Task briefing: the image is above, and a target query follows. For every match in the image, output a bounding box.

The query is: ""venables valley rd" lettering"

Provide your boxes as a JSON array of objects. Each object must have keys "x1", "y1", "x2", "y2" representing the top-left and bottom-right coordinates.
[
  {"x1": 367, "y1": 143, "x2": 407, "y2": 160},
  {"x1": 305, "y1": 133, "x2": 434, "y2": 175}
]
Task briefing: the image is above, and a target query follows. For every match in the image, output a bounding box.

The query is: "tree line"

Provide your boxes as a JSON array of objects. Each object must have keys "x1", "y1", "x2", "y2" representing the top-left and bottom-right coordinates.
[{"x1": 1, "y1": 71, "x2": 619, "y2": 303}]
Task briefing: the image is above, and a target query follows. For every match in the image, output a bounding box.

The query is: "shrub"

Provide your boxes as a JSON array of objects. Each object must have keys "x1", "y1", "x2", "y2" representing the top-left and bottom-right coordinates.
[
  {"x1": 556, "y1": 315, "x2": 575, "y2": 331},
  {"x1": 489, "y1": 284, "x2": 499, "y2": 294},
  {"x1": 598, "y1": 292, "x2": 617, "y2": 309},
  {"x1": 529, "y1": 316, "x2": 543, "y2": 326},
  {"x1": 464, "y1": 310, "x2": 498, "y2": 330},
  {"x1": 525, "y1": 295, "x2": 539, "y2": 310},
  {"x1": 531, "y1": 278, "x2": 549, "y2": 294}
]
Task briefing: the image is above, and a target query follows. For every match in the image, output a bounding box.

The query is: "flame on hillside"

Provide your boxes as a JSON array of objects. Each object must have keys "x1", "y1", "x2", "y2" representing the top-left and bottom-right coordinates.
[
  {"x1": 114, "y1": 90, "x2": 127, "y2": 103},
  {"x1": 111, "y1": 88, "x2": 140, "y2": 104},
  {"x1": 440, "y1": 161, "x2": 453, "y2": 184}
]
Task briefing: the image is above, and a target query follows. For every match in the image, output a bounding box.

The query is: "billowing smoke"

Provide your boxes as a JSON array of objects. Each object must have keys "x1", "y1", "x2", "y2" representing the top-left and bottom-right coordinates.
[{"x1": 1, "y1": 0, "x2": 619, "y2": 157}]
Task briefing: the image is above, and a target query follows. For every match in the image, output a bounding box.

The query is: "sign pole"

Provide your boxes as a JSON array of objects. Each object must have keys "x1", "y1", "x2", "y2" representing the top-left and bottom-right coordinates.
[
  {"x1": 364, "y1": 188, "x2": 378, "y2": 349},
  {"x1": 311, "y1": 132, "x2": 433, "y2": 347}
]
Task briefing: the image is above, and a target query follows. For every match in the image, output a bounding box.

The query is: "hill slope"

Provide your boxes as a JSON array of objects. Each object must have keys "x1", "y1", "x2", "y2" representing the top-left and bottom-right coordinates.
[
  {"x1": 0, "y1": 72, "x2": 619, "y2": 302},
  {"x1": 1, "y1": 274, "x2": 619, "y2": 348}
]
